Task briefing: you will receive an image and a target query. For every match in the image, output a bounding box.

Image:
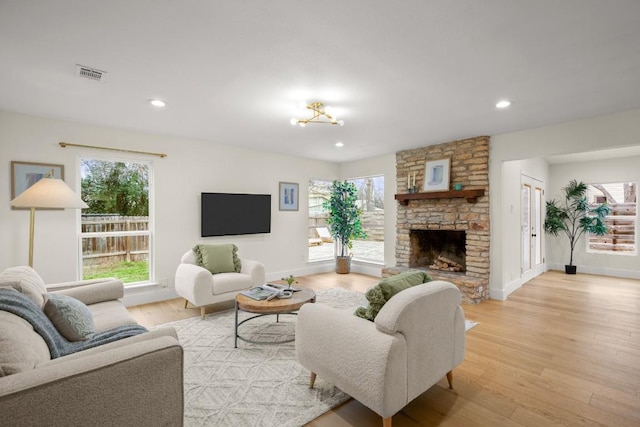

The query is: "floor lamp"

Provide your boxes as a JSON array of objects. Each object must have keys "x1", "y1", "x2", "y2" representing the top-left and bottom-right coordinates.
[{"x1": 10, "y1": 170, "x2": 88, "y2": 267}]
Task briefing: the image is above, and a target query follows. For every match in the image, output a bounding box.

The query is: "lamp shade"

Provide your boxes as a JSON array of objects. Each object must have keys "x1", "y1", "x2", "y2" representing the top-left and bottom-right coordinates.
[{"x1": 10, "y1": 177, "x2": 88, "y2": 209}]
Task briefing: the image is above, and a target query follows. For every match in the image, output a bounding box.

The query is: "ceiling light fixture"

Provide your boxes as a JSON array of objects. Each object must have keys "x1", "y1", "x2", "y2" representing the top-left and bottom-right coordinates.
[
  {"x1": 496, "y1": 100, "x2": 512, "y2": 109},
  {"x1": 335, "y1": 142, "x2": 344, "y2": 147},
  {"x1": 149, "y1": 99, "x2": 166, "y2": 108},
  {"x1": 290, "y1": 102, "x2": 344, "y2": 127}
]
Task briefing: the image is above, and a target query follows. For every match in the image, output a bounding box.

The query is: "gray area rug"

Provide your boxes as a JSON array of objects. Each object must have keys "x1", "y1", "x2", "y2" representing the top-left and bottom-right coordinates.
[{"x1": 157, "y1": 287, "x2": 367, "y2": 427}]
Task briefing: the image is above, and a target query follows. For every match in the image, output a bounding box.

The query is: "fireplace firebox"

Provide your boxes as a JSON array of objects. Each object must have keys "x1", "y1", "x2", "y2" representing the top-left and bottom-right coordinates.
[{"x1": 409, "y1": 230, "x2": 466, "y2": 272}]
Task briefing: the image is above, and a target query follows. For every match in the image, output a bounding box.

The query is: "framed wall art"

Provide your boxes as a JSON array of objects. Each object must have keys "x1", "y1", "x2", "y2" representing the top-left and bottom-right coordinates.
[
  {"x1": 279, "y1": 182, "x2": 299, "y2": 211},
  {"x1": 423, "y1": 158, "x2": 450, "y2": 192},
  {"x1": 11, "y1": 161, "x2": 64, "y2": 200}
]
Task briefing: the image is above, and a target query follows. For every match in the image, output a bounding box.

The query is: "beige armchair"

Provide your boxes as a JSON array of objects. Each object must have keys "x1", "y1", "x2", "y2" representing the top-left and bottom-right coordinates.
[
  {"x1": 175, "y1": 248, "x2": 265, "y2": 318},
  {"x1": 295, "y1": 280, "x2": 466, "y2": 427}
]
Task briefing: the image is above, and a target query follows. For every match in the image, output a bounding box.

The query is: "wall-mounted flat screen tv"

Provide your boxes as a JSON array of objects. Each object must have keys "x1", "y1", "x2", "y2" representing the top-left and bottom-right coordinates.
[{"x1": 201, "y1": 192, "x2": 271, "y2": 237}]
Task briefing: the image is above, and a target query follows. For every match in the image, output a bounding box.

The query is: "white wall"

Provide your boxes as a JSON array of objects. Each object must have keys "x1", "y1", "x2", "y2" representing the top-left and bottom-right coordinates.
[
  {"x1": 490, "y1": 108, "x2": 640, "y2": 299},
  {"x1": 339, "y1": 153, "x2": 397, "y2": 276},
  {"x1": 546, "y1": 156, "x2": 640, "y2": 278},
  {"x1": 0, "y1": 110, "x2": 338, "y2": 304}
]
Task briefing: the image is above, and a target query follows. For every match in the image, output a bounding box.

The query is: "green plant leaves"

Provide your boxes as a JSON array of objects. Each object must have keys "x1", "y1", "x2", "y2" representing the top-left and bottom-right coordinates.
[
  {"x1": 323, "y1": 180, "x2": 367, "y2": 257},
  {"x1": 543, "y1": 179, "x2": 610, "y2": 266}
]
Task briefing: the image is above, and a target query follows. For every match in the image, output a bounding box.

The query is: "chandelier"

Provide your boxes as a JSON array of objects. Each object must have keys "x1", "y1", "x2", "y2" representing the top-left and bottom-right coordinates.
[{"x1": 290, "y1": 102, "x2": 344, "y2": 127}]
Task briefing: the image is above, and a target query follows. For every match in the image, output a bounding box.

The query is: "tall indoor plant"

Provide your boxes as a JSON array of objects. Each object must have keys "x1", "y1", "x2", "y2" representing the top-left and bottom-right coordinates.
[
  {"x1": 323, "y1": 180, "x2": 366, "y2": 274},
  {"x1": 543, "y1": 179, "x2": 610, "y2": 274}
]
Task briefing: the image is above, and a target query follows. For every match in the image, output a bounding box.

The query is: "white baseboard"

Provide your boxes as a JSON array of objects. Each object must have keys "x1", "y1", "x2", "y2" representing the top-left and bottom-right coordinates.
[
  {"x1": 266, "y1": 262, "x2": 335, "y2": 282},
  {"x1": 547, "y1": 263, "x2": 640, "y2": 280},
  {"x1": 268, "y1": 260, "x2": 383, "y2": 282},
  {"x1": 122, "y1": 285, "x2": 178, "y2": 307},
  {"x1": 490, "y1": 277, "x2": 523, "y2": 300},
  {"x1": 491, "y1": 264, "x2": 640, "y2": 302},
  {"x1": 351, "y1": 263, "x2": 383, "y2": 277}
]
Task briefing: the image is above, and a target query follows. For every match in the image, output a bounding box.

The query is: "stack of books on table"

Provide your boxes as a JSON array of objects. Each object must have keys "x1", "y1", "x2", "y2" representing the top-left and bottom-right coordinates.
[
  {"x1": 240, "y1": 283, "x2": 281, "y2": 301},
  {"x1": 241, "y1": 284, "x2": 292, "y2": 300}
]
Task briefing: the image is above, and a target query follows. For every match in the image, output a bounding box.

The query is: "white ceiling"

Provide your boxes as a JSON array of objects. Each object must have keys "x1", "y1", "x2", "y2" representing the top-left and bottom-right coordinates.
[
  {"x1": 1, "y1": 1, "x2": 639, "y2": 163},
  {"x1": 546, "y1": 145, "x2": 640, "y2": 165}
]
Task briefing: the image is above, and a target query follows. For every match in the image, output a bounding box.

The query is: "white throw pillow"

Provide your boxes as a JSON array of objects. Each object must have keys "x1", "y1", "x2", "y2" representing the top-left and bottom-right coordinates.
[{"x1": 0, "y1": 266, "x2": 47, "y2": 307}]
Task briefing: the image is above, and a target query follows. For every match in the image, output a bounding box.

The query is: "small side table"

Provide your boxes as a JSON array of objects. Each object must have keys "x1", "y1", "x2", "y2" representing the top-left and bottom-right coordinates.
[{"x1": 234, "y1": 288, "x2": 316, "y2": 348}]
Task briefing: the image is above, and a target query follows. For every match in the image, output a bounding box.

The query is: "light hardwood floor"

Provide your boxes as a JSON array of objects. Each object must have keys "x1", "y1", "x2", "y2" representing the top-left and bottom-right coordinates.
[{"x1": 128, "y1": 271, "x2": 640, "y2": 426}]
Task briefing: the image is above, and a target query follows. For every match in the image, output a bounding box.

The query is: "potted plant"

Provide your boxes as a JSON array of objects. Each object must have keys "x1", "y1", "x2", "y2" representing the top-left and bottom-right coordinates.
[
  {"x1": 281, "y1": 274, "x2": 298, "y2": 290},
  {"x1": 323, "y1": 180, "x2": 367, "y2": 274},
  {"x1": 543, "y1": 179, "x2": 610, "y2": 274}
]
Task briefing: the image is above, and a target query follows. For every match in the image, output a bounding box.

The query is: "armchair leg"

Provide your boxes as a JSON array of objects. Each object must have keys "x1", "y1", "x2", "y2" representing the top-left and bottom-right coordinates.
[
  {"x1": 184, "y1": 299, "x2": 189, "y2": 309},
  {"x1": 446, "y1": 370, "x2": 453, "y2": 389},
  {"x1": 309, "y1": 372, "x2": 317, "y2": 389},
  {"x1": 383, "y1": 417, "x2": 392, "y2": 427},
  {"x1": 200, "y1": 306, "x2": 206, "y2": 319}
]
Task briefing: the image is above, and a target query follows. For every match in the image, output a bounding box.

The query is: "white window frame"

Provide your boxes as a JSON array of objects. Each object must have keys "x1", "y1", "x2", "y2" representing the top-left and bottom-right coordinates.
[
  {"x1": 346, "y1": 174, "x2": 385, "y2": 265},
  {"x1": 77, "y1": 154, "x2": 154, "y2": 285},
  {"x1": 308, "y1": 178, "x2": 334, "y2": 263}
]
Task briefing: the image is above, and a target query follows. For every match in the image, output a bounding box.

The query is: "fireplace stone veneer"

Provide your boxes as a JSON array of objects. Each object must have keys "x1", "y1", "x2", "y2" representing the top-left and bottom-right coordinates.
[{"x1": 384, "y1": 136, "x2": 490, "y2": 303}]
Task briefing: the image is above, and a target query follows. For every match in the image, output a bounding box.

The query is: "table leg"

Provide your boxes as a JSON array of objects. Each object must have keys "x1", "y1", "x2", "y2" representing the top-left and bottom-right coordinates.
[{"x1": 234, "y1": 300, "x2": 239, "y2": 348}]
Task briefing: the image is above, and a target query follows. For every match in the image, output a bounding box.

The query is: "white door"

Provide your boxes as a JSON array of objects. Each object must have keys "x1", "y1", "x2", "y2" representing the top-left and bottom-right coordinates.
[{"x1": 522, "y1": 174, "x2": 544, "y2": 281}]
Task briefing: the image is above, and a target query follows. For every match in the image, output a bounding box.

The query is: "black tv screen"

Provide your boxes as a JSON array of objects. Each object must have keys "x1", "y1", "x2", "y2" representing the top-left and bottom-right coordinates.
[{"x1": 201, "y1": 192, "x2": 271, "y2": 237}]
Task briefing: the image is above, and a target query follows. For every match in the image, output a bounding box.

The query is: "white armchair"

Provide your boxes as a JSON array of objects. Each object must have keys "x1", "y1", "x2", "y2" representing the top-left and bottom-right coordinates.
[
  {"x1": 295, "y1": 280, "x2": 466, "y2": 427},
  {"x1": 175, "y1": 249, "x2": 265, "y2": 318}
]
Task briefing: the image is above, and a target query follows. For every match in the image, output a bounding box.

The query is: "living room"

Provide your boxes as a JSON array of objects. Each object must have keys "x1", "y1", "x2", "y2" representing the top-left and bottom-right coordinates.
[
  {"x1": 3, "y1": 107, "x2": 640, "y2": 304},
  {"x1": 1, "y1": 1, "x2": 640, "y2": 426}
]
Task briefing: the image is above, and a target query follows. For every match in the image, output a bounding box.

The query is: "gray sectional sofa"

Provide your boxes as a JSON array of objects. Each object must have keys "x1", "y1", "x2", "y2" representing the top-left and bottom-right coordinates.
[{"x1": 0, "y1": 266, "x2": 184, "y2": 426}]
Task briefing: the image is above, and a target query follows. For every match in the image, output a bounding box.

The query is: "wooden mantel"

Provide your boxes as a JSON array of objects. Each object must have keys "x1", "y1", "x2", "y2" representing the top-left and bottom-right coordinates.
[{"x1": 395, "y1": 189, "x2": 485, "y2": 205}]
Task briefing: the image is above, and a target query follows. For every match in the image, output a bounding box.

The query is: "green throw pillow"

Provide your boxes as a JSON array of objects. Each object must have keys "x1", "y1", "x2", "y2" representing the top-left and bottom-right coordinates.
[
  {"x1": 193, "y1": 244, "x2": 242, "y2": 274},
  {"x1": 354, "y1": 270, "x2": 431, "y2": 321}
]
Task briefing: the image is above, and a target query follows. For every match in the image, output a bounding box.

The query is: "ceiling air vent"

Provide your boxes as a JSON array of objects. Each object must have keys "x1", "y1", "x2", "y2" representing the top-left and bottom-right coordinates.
[{"x1": 75, "y1": 64, "x2": 106, "y2": 82}]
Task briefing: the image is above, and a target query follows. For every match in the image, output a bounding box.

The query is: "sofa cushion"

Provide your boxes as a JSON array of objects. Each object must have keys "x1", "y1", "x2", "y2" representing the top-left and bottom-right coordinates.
[
  {"x1": 0, "y1": 310, "x2": 51, "y2": 376},
  {"x1": 193, "y1": 244, "x2": 242, "y2": 274},
  {"x1": 0, "y1": 266, "x2": 47, "y2": 307},
  {"x1": 88, "y1": 300, "x2": 138, "y2": 333},
  {"x1": 355, "y1": 270, "x2": 431, "y2": 321},
  {"x1": 211, "y1": 272, "x2": 254, "y2": 294},
  {"x1": 43, "y1": 293, "x2": 95, "y2": 342}
]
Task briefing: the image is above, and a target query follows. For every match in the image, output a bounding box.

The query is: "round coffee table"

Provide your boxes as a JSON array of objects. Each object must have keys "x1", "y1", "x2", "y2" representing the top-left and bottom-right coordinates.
[{"x1": 234, "y1": 288, "x2": 316, "y2": 347}]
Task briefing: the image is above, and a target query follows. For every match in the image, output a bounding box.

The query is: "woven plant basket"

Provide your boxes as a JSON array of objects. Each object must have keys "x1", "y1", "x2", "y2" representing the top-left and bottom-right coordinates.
[{"x1": 336, "y1": 254, "x2": 353, "y2": 274}]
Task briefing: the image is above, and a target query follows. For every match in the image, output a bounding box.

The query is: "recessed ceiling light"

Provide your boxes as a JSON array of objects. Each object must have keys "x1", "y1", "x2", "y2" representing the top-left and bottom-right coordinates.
[
  {"x1": 335, "y1": 142, "x2": 344, "y2": 147},
  {"x1": 496, "y1": 100, "x2": 512, "y2": 109},
  {"x1": 149, "y1": 99, "x2": 166, "y2": 108}
]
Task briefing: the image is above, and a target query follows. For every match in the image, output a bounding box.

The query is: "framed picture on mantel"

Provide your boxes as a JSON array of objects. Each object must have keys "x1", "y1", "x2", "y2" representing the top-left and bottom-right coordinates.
[{"x1": 423, "y1": 158, "x2": 450, "y2": 192}]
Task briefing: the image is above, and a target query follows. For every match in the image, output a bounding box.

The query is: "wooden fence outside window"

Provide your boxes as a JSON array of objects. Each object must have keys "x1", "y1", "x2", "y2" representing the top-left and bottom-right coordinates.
[{"x1": 81, "y1": 215, "x2": 149, "y2": 266}]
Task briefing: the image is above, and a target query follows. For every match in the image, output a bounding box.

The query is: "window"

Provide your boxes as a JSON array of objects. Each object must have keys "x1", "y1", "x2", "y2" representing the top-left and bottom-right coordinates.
[
  {"x1": 346, "y1": 175, "x2": 385, "y2": 264},
  {"x1": 308, "y1": 179, "x2": 333, "y2": 262},
  {"x1": 80, "y1": 158, "x2": 152, "y2": 284},
  {"x1": 307, "y1": 176, "x2": 384, "y2": 264},
  {"x1": 586, "y1": 182, "x2": 637, "y2": 255}
]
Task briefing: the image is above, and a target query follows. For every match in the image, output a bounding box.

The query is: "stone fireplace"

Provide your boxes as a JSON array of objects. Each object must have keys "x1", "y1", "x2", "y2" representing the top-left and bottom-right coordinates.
[{"x1": 383, "y1": 136, "x2": 490, "y2": 303}]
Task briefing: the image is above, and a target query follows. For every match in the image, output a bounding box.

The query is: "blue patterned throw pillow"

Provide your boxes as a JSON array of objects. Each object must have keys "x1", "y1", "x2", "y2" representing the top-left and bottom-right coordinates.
[{"x1": 43, "y1": 293, "x2": 95, "y2": 342}]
